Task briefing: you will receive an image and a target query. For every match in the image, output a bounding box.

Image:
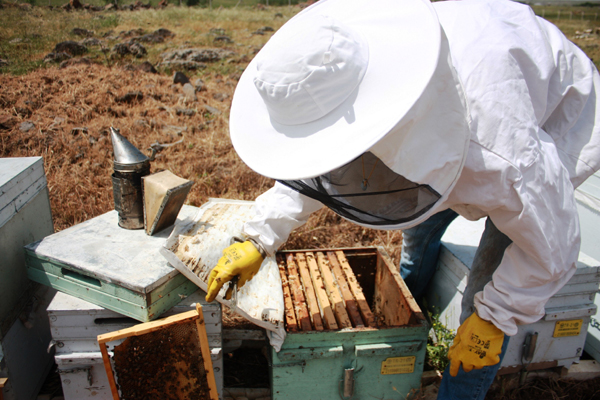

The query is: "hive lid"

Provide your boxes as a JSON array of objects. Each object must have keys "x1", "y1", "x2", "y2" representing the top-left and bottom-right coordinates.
[{"x1": 0, "y1": 157, "x2": 46, "y2": 228}]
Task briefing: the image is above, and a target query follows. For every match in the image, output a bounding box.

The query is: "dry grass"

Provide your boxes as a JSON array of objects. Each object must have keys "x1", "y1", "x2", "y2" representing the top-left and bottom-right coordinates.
[
  {"x1": 0, "y1": 3, "x2": 403, "y2": 263},
  {"x1": 0, "y1": 61, "x2": 402, "y2": 262},
  {"x1": 487, "y1": 376, "x2": 600, "y2": 400}
]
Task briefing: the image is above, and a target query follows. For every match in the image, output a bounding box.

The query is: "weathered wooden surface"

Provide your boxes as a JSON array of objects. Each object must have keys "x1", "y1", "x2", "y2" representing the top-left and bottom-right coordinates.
[
  {"x1": 335, "y1": 251, "x2": 376, "y2": 327},
  {"x1": 99, "y1": 343, "x2": 119, "y2": 400},
  {"x1": 316, "y1": 252, "x2": 352, "y2": 329},
  {"x1": 277, "y1": 248, "x2": 425, "y2": 333},
  {"x1": 305, "y1": 252, "x2": 338, "y2": 330},
  {"x1": 327, "y1": 251, "x2": 364, "y2": 328},
  {"x1": 26, "y1": 206, "x2": 198, "y2": 293},
  {"x1": 277, "y1": 256, "x2": 299, "y2": 332},
  {"x1": 0, "y1": 157, "x2": 47, "y2": 227},
  {"x1": 374, "y1": 249, "x2": 422, "y2": 326},
  {"x1": 285, "y1": 254, "x2": 312, "y2": 332},
  {"x1": 97, "y1": 309, "x2": 199, "y2": 343},
  {"x1": 295, "y1": 253, "x2": 324, "y2": 331}
]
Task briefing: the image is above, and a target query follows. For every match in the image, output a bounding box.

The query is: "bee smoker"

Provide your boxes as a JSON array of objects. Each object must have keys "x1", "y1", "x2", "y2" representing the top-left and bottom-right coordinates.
[{"x1": 110, "y1": 127, "x2": 150, "y2": 229}]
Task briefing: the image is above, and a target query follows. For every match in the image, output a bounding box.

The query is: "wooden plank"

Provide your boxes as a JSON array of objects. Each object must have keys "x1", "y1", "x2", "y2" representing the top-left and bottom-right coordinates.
[
  {"x1": 327, "y1": 251, "x2": 364, "y2": 328},
  {"x1": 295, "y1": 253, "x2": 324, "y2": 331},
  {"x1": 374, "y1": 257, "x2": 411, "y2": 326},
  {"x1": 375, "y1": 248, "x2": 424, "y2": 326},
  {"x1": 277, "y1": 255, "x2": 299, "y2": 332},
  {"x1": 316, "y1": 252, "x2": 352, "y2": 329},
  {"x1": 287, "y1": 254, "x2": 314, "y2": 331},
  {"x1": 97, "y1": 309, "x2": 199, "y2": 343},
  {"x1": 99, "y1": 342, "x2": 120, "y2": 400},
  {"x1": 195, "y1": 304, "x2": 220, "y2": 400},
  {"x1": 305, "y1": 252, "x2": 338, "y2": 330},
  {"x1": 0, "y1": 376, "x2": 7, "y2": 400},
  {"x1": 335, "y1": 251, "x2": 376, "y2": 327}
]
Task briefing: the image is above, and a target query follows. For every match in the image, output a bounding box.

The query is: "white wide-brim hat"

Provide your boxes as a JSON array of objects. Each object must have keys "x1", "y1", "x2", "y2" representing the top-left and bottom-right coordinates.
[{"x1": 230, "y1": 0, "x2": 471, "y2": 202}]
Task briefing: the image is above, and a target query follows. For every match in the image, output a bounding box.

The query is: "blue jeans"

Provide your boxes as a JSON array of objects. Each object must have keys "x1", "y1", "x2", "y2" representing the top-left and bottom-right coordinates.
[
  {"x1": 438, "y1": 335, "x2": 510, "y2": 400},
  {"x1": 400, "y1": 209, "x2": 513, "y2": 400}
]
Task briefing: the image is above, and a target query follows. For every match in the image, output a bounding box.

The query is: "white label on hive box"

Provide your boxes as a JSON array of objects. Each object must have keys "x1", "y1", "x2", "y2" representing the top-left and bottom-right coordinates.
[
  {"x1": 553, "y1": 319, "x2": 583, "y2": 338},
  {"x1": 380, "y1": 356, "x2": 415, "y2": 375}
]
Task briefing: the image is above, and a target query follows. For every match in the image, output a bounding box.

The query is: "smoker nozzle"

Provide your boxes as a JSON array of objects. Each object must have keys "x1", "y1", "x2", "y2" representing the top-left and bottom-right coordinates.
[{"x1": 110, "y1": 127, "x2": 150, "y2": 171}]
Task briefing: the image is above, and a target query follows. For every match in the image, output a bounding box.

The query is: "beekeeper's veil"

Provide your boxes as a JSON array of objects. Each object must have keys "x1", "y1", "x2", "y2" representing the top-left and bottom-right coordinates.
[{"x1": 229, "y1": 0, "x2": 471, "y2": 230}]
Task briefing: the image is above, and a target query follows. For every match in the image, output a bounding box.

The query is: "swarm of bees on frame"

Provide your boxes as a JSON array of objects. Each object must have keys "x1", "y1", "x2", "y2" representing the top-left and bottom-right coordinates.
[{"x1": 111, "y1": 320, "x2": 211, "y2": 400}]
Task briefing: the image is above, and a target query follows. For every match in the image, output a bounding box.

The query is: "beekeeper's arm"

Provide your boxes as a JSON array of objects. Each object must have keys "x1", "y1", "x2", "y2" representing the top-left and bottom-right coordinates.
[
  {"x1": 476, "y1": 149, "x2": 580, "y2": 336},
  {"x1": 206, "y1": 182, "x2": 322, "y2": 301},
  {"x1": 448, "y1": 132, "x2": 582, "y2": 376}
]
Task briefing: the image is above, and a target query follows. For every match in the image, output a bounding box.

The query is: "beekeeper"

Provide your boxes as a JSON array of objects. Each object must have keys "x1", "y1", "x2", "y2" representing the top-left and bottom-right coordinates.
[{"x1": 205, "y1": 0, "x2": 600, "y2": 398}]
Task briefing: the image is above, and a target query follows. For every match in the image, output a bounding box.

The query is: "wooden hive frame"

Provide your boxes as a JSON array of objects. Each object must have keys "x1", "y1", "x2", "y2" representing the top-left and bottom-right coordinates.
[
  {"x1": 277, "y1": 247, "x2": 424, "y2": 332},
  {"x1": 0, "y1": 377, "x2": 7, "y2": 400},
  {"x1": 97, "y1": 303, "x2": 218, "y2": 400}
]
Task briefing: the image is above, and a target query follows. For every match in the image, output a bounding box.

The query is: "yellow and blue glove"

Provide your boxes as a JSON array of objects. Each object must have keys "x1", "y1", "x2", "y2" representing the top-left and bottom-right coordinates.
[
  {"x1": 205, "y1": 240, "x2": 264, "y2": 302},
  {"x1": 447, "y1": 313, "x2": 504, "y2": 376}
]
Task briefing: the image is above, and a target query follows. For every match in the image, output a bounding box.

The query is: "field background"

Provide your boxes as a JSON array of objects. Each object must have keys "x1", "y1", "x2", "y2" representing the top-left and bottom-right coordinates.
[
  {"x1": 1, "y1": 1, "x2": 599, "y2": 270},
  {"x1": 2, "y1": 2, "x2": 600, "y2": 399},
  {"x1": 0, "y1": 0, "x2": 409, "y2": 261}
]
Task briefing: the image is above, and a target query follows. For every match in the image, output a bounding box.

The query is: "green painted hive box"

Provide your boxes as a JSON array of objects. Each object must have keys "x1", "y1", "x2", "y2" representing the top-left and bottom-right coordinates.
[
  {"x1": 25, "y1": 205, "x2": 199, "y2": 322},
  {"x1": 272, "y1": 247, "x2": 428, "y2": 400}
]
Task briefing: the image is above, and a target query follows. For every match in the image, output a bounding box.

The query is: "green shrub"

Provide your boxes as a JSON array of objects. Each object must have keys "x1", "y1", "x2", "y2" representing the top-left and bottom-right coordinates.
[{"x1": 426, "y1": 309, "x2": 455, "y2": 372}]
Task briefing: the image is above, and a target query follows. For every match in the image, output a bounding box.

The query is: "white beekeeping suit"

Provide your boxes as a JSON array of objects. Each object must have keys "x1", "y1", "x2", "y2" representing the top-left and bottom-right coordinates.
[{"x1": 237, "y1": 0, "x2": 600, "y2": 337}]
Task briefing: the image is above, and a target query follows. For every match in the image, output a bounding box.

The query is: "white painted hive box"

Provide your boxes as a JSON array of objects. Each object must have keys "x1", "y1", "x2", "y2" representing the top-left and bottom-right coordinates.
[
  {"x1": 47, "y1": 290, "x2": 224, "y2": 399},
  {"x1": 576, "y1": 170, "x2": 600, "y2": 362},
  {"x1": 0, "y1": 156, "x2": 54, "y2": 333},
  {"x1": 0, "y1": 157, "x2": 55, "y2": 400},
  {"x1": 426, "y1": 215, "x2": 600, "y2": 372}
]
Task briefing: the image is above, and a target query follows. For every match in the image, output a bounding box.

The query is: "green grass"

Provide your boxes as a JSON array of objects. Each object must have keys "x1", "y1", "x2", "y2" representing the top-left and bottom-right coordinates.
[
  {"x1": 0, "y1": 5, "x2": 295, "y2": 75},
  {"x1": 426, "y1": 309, "x2": 455, "y2": 372},
  {"x1": 5, "y1": 0, "x2": 299, "y2": 8},
  {"x1": 2, "y1": 3, "x2": 600, "y2": 76},
  {"x1": 0, "y1": 8, "x2": 121, "y2": 74}
]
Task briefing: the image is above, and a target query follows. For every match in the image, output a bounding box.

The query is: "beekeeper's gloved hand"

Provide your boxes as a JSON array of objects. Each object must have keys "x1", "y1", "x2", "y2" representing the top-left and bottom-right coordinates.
[
  {"x1": 206, "y1": 241, "x2": 264, "y2": 302},
  {"x1": 447, "y1": 313, "x2": 504, "y2": 377}
]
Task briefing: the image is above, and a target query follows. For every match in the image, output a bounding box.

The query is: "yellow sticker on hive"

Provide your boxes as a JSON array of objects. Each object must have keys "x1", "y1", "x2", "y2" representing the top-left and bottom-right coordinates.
[
  {"x1": 553, "y1": 319, "x2": 583, "y2": 338},
  {"x1": 381, "y1": 356, "x2": 415, "y2": 375}
]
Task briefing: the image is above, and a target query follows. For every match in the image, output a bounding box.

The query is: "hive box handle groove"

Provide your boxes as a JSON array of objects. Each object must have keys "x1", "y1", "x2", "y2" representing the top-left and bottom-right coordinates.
[{"x1": 61, "y1": 268, "x2": 102, "y2": 288}]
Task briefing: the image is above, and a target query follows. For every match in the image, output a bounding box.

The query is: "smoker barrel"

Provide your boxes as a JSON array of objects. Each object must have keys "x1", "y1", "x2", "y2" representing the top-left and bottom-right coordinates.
[
  {"x1": 112, "y1": 167, "x2": 150, "y2": 229},
  {"x1": 110, "y1": 127, "x2": 151, "y2": 230}
]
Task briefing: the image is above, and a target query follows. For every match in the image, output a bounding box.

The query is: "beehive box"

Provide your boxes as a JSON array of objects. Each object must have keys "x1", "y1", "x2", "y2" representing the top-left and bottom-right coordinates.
[
  {"x1": 1, "y1": 157, "x2": 54, "y2": 334},
  {"x1": 426, "y1": 215, "x2": 600, "y2": 372},
  {"x1": 47, "y1": 290, "x2": 223, "y2": 399},
  {"x1": 0, "y1": 157, "x2": 55, "y2": 400},
  {"x1": 271, "y1": 247, "x2": 428, "y2": 400},
  {"x1": 25, "y1": 205, "x2": 201, "y2": 323},
  {"x1": 576, "y1": 169, "x2": 600, "y2": 362}
]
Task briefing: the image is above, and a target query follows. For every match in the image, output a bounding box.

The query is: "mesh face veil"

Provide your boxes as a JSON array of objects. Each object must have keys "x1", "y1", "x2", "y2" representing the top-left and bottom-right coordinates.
[{"x1": 279, "y1": 151, "x2": 441, "y2": 227}]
